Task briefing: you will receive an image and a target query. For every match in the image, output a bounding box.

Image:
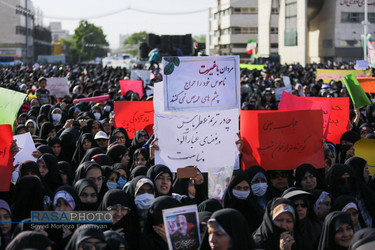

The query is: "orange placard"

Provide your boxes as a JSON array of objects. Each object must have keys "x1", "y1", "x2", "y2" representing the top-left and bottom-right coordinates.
[
  {"x1": 240, "y1": 110, "x2": 324, "y2": 170},
  {"x1": 303, "y1": 97, "x2": 349, "y2": 144},
  {"x1": 0, "y1": 124, "x2": 14, "y2": 191},
  {"x1": 357, "y1": 77, "x2": 375, "y2": 93},
  {"x1": 113, "y1": 101, "x2": 154, "y2": 139},
  {"x1": 119, "y1": 80, "x2": 144, "y2": 99}
]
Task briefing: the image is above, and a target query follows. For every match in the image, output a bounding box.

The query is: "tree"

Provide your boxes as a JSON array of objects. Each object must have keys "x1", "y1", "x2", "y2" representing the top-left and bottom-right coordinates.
[
  {"x1": 193, "y1": 35, "x2": 206, "y2": 43},
  {"x1": 124, "y1": 31, "x2": 147, "y2": 45},
  {"x1": 72, "y1": 20, "x2": 109, "y2": 63}
]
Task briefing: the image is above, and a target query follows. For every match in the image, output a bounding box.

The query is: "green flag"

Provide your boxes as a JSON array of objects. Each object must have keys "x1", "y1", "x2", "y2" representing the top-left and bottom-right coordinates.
[
  {"x1": 0, "y1": 88, "x2": 27, "y2": 126},
  {"x1": 342, "y1": 74, "x2": 372, "y2": 108}
]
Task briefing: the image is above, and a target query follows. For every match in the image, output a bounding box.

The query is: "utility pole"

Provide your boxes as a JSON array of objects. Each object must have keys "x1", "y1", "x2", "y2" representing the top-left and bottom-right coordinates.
[
  {"x1": 363, "y1": 0, "x2": 369, "y2": 61},
  {"x1": 25, "y1": 0, "x2": 28, "y2": 63}
]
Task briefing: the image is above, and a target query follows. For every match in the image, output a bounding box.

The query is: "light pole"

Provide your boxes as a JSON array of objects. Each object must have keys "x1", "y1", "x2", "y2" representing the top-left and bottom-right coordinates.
[
  {"x1": 78, "y1": 31, "x2": 94, "y2": 64},
  {"x1": 363, "y1": 0, "x2": 369, "y2": 61}
]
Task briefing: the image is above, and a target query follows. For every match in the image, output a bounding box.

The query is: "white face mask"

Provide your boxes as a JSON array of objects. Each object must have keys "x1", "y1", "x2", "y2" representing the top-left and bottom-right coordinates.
[
  {"x1": 52, "y1": 113, "x2": 61, "y2": 123},
  {"x1": 134, "y1": 193, "x2": 155, "y2": 210},
  {"x1": 94, "y1": 112, "x2": 101, "y2": 120},
  {"x1": 104, "y1": 105, "x2": 111, "y2": 112},
  {"x1": 251, "y1": 183, "x2": 268, "y2": 197},
  {"x1": 232, "y1": 189, "x2": 250, "y2": 200}
]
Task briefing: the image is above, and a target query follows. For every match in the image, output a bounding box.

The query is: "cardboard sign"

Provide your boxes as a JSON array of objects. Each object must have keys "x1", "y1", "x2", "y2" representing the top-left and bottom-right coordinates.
[
  {"x1": 11, "y1": 132, "x2": 36, "y2": 182},
  {"x1": 208, "y1": 166, "x2": 233, "y2": 201},
  {"x1": 163, "y1": 56, "x2": 240, "y2": 112},
  {"x1": 46, "y1": 77, "x2": 69, "y2": 98},
  {"x1": 0, "y1": 124, "x2": 14, "y2": 191},
  {"x1": 163, "y1": 205, "x2": 201, "y2": 250},
  {"x1": 240, "y1": 110, "x2": 324, "y2": 170},
  {"x1": 354, "y1": 139, "x2": 375, "y2": 175},
  {"x1": 130, "y1": 69, "x2": 151, "y2": 85},
  {"x1": 342, "y1": 74, "x2": 371, "y2": 108},
  {"x1": 119, "y1": 80, "x2": 143, "y2": 99},
  {"x1": 357, "y1": 77, "x2": 375, "y2": 93},
  {"x1": 355, "y1": 60, "x2": 369, "y2": 70},
  {"x1": 279, "y1": 92, "x2": 331, "y2": 139},
  {"x1": 113, "y1": 101, "x2": 154, "y2": 139},
  {"x1": 316, "y1": 69, "x2": 372, "y2": 83},
  {"x1": 303, "y1": 97, "x2": 349, "y2": 144},
  {"x1": 0, "y1": 88, "x2": 26, "y2": 126}
]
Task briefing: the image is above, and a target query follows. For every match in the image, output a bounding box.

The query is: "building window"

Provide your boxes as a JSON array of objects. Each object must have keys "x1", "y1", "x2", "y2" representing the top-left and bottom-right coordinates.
[
  {"x1": 322, "y1": 40, "x2": 333, "y2": 48},
  {"x1": 271, "y1": 43, "x2": 278, "y2": 48},
  {"x1": 340, "y1": 40, "x2": 361, "y2": 47},
  {"x1": 232, "y1": 7, "x2": 257, "y2": 15},
  {"x1": 233, "y1": 8, "x2": 241, "y2": 14},
  {"x1": 16, "y1": 25, "x2": 32, "y2": 36},
  {"x1": 250, "y1": 8, "x2": 257, "y2": 14},
  {"x1": 232, "y1": 43, "x2": 246, "y2": 48},
  {"x1": 285, "y1": 0, "x2": 297, "y2": 46},
  {"x1": 271, "y1": 27, "x2": 278, "y2": 34},
  {"x1": 272, "y1": 7, "x2": 279, "y2": 14},
  {"x1": 341, "y1": 12, "x2": 375, "y2": 23},
  {"x1": 230, "y1": 27, "x2": 257, "y2": 34},
  {"x1": 232, "y1": 27, "x2": 241, "y2": 34}
]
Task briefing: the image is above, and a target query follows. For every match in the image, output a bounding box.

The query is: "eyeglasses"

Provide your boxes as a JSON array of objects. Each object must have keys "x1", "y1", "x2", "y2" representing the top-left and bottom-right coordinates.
[
  {"x1": 270, "y1": 172, "x2": 288, "y2": 179},
  {"x1": 295, "y1": 203, "x2": 307, "y2": 208},
  {"x1": 115, "y1": 136, "x2": 125, "y2": 141},
  {"x1": 139, "y1": 134, "x2": 149, "y2": 138},
  {"x1": 88, "y1": 176, "x2": 105, "y2": 183},
  {"x1": 80, "y1": 241, "x2": 107, "y2": 250},
  {"x1": 107, "y1": 205, "x2": 131, "y2": 213}
]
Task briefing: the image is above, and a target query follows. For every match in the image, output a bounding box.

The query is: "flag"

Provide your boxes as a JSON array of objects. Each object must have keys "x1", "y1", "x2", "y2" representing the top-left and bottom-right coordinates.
[
  {"x1": 368, "y1": 40, "x2": 375, "y2": 68},
  {"x1": 246, "y1": 39, "x2": 257, "y2": 55}
]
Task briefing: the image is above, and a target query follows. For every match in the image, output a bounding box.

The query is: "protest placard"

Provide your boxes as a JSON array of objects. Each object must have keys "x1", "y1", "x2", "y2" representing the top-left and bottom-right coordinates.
[
  {"x1": 153, "y1": 81, "x2": 165, "y2": 114},
  {"x1": 357, "y1": 77, "x2": 375, "y2": 93},
  {"x1": 343, "y1": 74, "x2": 371, "y2": 108},
  {"x1": 316, "y1": 69, "x2": 372, "y2": 83},
  {"x1": 130, "y1": 69, "x2": 151, "y2": 85},
  {"x1": 354, "y1": 139, "x2": 375, "y2": 175},
  {"x1": 239, "y1": 64, "x2": 265, "y2": 71},
  {"x1": 119, "y1": 80, "x2": 143, "y2": 99},
  {"x1": 72, "y1": 95, "x2": 110, "y2": 104},
  {"x1": 163, "y1": 56, "x2": 240, "y2": 112},
  {"x1": 355, "y1": 60, "x2": 369, "y2": 70},
  {"x1": 279, "y1": 91, "x2": 331, "y2": 139},
  {"x1": 0, "y1": 88, "x2": 26, "y2": 126},
  {"x1": 46, "y1": 77, "x2": 69, "y2": 98},
  {"x1": 154, "y1": 109, "x2": 239, "y2": 172},
  {"x1": 303, "y1": 97, "x2": 349, "y2": 144},
  {"x1": 0, "y1": 124, "x2": 14, "y2": 191},
  {"x1": 208, "y1": 166, "x2": 233, "y2": 201},
  {"x1": 275, "y1": 88, "x2": 292, "y2": 101},
  {"x1": 11, "y1": 132, "x2": 36, "y2": 182},
  {"x1": 113, "y1": 101, "x2": 154, "y2": 139},
  {"x1": 163, "y1": 205, "x2": 200, "y2": 250},
  {"x1": 241, "y1": 110, "x2": 324, "y2": 170}
]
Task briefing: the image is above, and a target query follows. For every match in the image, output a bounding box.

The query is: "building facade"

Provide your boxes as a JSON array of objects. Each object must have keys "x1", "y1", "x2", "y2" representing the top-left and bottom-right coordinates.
[{"x1": 208, "y1": 0, "x2": 279, "y2": 60}]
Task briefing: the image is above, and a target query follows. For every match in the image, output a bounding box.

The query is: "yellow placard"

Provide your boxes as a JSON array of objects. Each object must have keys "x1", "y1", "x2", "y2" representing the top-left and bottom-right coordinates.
[
  {"x1": 240, "y1": 64, "x2": 265, "y2": 71},
  {"x1": 316, "y1": 69, "x2": 372, "y2": 84},
  {"x1": 354, "y1": 138, "x2": 375, "y2": 175}
]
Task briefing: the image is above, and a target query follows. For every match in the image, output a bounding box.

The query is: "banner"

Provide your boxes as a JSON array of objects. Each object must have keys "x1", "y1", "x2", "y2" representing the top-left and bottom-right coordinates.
[
  {"x1": 241, "y1": 110, "x2": 324, "y2": 170},
  {"x1": 239, "y1": 64, "x2": 265, "y2": 71},
  {"x1": 163, "y1": 205, "x2": 200, "y2": 250},
  {"x1": 208, "y1": 166, "x2": 233, "y2": 201},
  {"x1": 113, "y1": 101, "x2": 154, "y2": 139},
  {"x1": 0, "y1": 88, "x2": 27, "y2": 126},
  {"x1": 303, "y1": 97, "x2": 349, "y2": 144},
  {"x1": 279, "y1": 91, "x2": 331, "y2": 139},
  {"x1": 11, "y1": 132, "x2": 36, "y2": 182},
  {"x1": 342, "y1": 74, "x2": 371, "y2": 108},
  {"x1": 46, "y1": 77, "x2": 69, "y2": 98},
  {"x1": 130, "y1": 69, "x2": 151, "y2": 85},
  {"x1": 368, "y1": 40, "x2": 375, "y2": 68},
  {"x1": 72, "y1": 95, "x2": 110, "y2": 104},
  {"x1": 119, "y1": 80, "x2": 143, "y2": 99},
  {"x1": 354, "y1": 139, "x2": 375, "y2": 175},
  {"x1": 163, "y1": 56, "x2": 240, "y2": 112},
  {"x1": 154, "y1": 109, "x2": 239, "y2": 172},
  {"x1": 0, "y1": 124, "x2": 14, "y2": 191},
  {"x1": 357, "y1": 77, "x2": 375, "y2": 93},
  {"x1": 316, "y1": 69, "x2": 372, "y2": 83}
]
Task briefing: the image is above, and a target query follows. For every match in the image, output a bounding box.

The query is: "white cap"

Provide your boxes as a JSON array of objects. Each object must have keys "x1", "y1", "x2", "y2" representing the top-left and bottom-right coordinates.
[{"x1": 95, "y1": 131, "x2": 109, "y2": 140}]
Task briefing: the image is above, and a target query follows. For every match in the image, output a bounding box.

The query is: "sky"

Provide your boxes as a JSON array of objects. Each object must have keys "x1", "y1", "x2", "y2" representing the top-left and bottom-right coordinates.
[{"x1": 31, "y1": 0, "x2": 215, "y2": 49}]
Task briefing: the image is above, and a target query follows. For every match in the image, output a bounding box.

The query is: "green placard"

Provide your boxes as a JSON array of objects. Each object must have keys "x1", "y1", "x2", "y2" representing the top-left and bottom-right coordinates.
[{"x1": 343, "y1": 74, "x2": 371, "y2": 108}]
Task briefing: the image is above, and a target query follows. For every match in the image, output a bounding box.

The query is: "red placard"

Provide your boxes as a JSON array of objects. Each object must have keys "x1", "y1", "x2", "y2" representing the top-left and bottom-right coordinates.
[
  {"x1": 279, "y1": 91, "x2": 331, "y2": 139},
  {"x1": 119, "y1": 80, "x2": 143, "y2": 99},
  {"x1": 113, "y1": 101, "x2": 154, "y2": 139},
  {"x1": 357, "y1": 77, "x2": 375, "y2": 93},
  {"x1": 303, "y1": 97, "x2": 349, "y2": 144},
  {"x1": 0, "y1": 124, "x2": 14, "y2": 191},
  {"x1": 241, "y1": 110, "x2": 324, "y2": 170}
]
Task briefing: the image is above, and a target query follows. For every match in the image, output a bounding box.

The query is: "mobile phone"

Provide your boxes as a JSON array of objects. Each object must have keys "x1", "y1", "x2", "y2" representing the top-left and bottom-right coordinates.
[{"x1": 177, "y1": 168, "x2": 198, "y2": 179}]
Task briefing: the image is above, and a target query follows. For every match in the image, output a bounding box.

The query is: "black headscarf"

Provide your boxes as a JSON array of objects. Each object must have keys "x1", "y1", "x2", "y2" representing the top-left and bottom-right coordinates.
[
  {"x1": 59, "y1": 127, "x2": 80, "y2": 163},
  {"x1": 47, "y1": 136, "x2": 66, "y2": 161},
  {"x1": 11, "y1": 176, "x2": 45, "y2": 222},
  {"x1": 252, "y1": 198, "x2": 303, "y2": 249},
  {"x1": 295, "y1": 163, "x2": 325, "y2": 190},
  {"x1": 18, "y1": 160, "x2": 40, "y2": 178},
  {"x1": 111, "y1": 127, "x2": 130, "y2": 147},
  {"x1": 349, "y1": 228, "x2": 375, "y2": 250},
  {"x1": 199, "y1": 208, "x2": 255, "y2": 250},
  {"x1": 104, "y1": 231, "x2": 129, "y2": 250},
  {"x1": 131, "y1": 148, "x2": 150, "y2": 170},
  {"x1": 64, "y1": 224, "x2": 106, "y2": 250},
  {"x1": 73, "y1": 178, "x2": 99, "y2": 211},
  {"x1": 318, "y1": 211, "x2": 353, "y2": 250},
  {"x1": 345, "y1": 157, "x2": 368, "y2": 183},
  {"x1": 53, "y1": 185, "x2": 82, "y2": 211},
  {"x1": 198, "y1": 199, "x2": 223, "y2": 213},
  {"x1": 91, "y1": 154, "x2": 113, "y2": 167},
  {"x1": 39, "y1": 122, "x2": 54, "y2": 141},
  {"x1": 147, "y1": 164, "x2": 173, "y2": 197},
  {"x1": 106, "y1": 144, "x2": 128, "y2": 164},
  {"x1": 72, "y1": 133, "x2": 95, "y2": 168},
  {"x1": 131, "y1": 129, "x2": 149, "y2": 146},
  {"x1": 223, "y1": 170, "x2": 262, "y2": 232},
  {"x1": 6, "y1": 231, "x2": 53, "y2": 250},
  {"x1": 331, "y1": 195, "x2": 366, "y2": 230},
  {"x1": 39, "y1": 153, "x2": 63, "y2": 193},
  {"x1": 79, "y1": 147, "x2": 104, "y2": 165},
  {"x1": 130, "y1": 165, "x2": 148, "y2": 180},
  {"x1": 58, "y1": 161, "x2": 75, "y2": 186},
  {"x1": 36, "y1": 144, "x2": 52, "y2": 155},
  {"x1": 98, "y1": 190, "x2": 140, "y2": 250}
]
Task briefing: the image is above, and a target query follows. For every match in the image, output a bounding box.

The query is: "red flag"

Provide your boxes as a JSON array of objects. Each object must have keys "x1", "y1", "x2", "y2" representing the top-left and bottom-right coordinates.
[{"x1": 0, "y1": 125, "x2": 14, "y2": 191}]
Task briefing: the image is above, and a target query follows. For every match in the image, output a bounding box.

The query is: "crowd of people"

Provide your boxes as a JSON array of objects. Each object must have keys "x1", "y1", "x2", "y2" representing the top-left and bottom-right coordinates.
[{"x1": 0, "y1": 61, "x2": 374, "y2": 250}]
